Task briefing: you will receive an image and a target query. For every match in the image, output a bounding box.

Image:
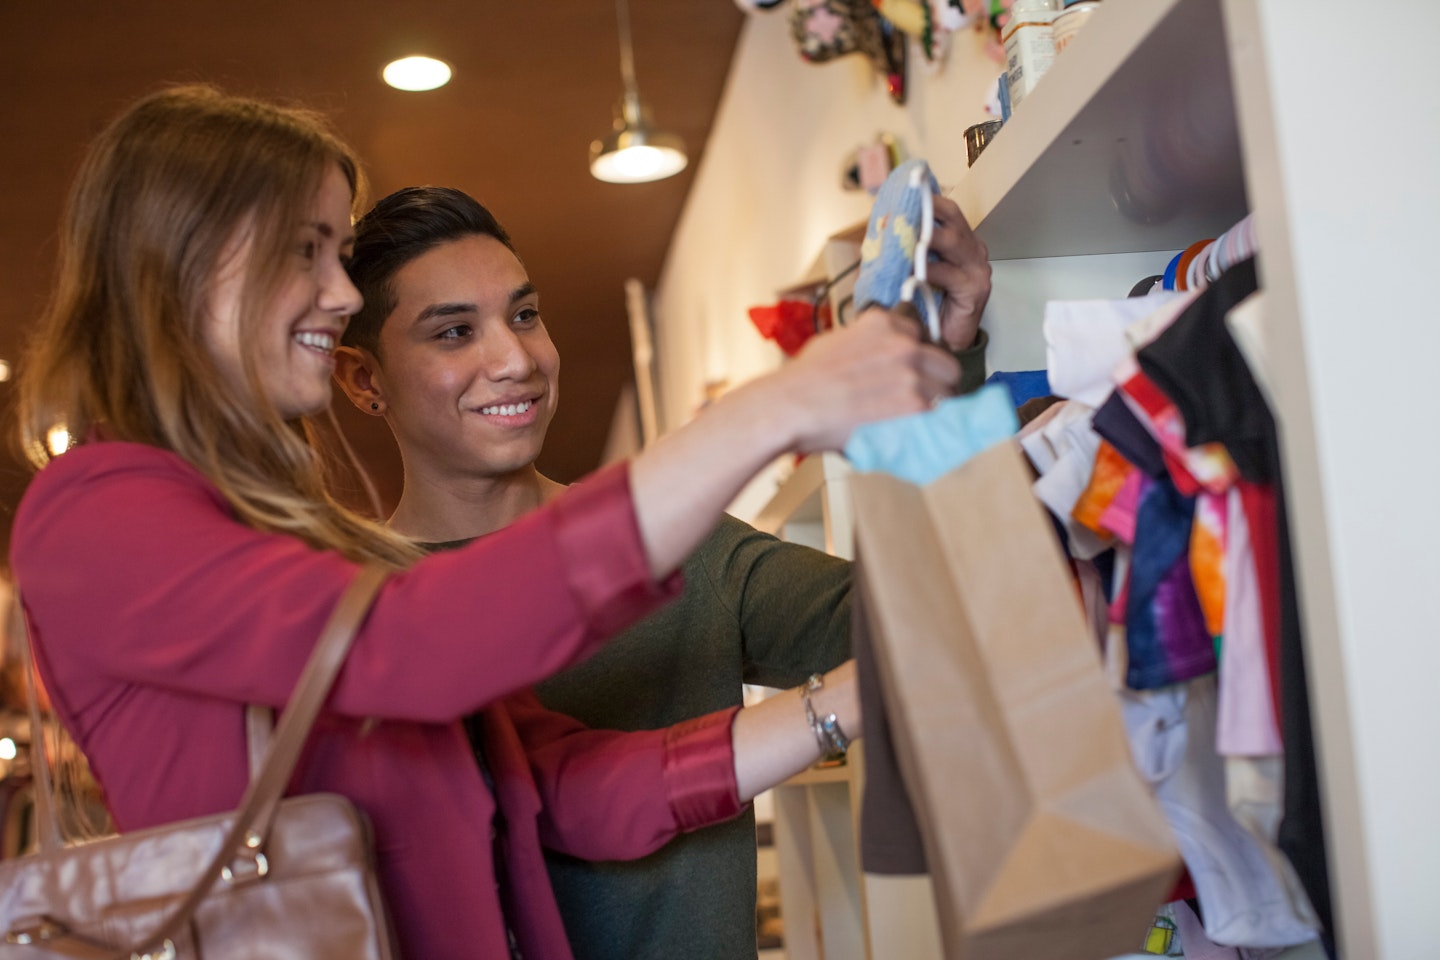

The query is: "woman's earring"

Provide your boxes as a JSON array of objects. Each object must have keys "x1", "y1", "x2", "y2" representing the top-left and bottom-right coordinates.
[{"x1": 370, "y1": 402, "x2": 380, "y2": 411}]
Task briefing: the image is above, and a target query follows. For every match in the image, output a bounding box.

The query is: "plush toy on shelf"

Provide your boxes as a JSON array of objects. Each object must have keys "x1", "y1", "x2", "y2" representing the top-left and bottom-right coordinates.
[
  {"x1": 787, "y1": 0, "x2": 909, "y2": 102},
  {"x1": 741, "y1": 0, "x2": 1002, "y2": 102}
]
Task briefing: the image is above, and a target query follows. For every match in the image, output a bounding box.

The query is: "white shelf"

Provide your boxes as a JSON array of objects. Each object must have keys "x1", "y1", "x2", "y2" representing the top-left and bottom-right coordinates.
[
  {"x1": 817, "y1": 0, "x2": 1244, "y2": 270},
  {"x1": 962, "y1": 0, "x2": 1248, "y2": 259},
  {"x1": 828, "y1": 0, "x2": 1247, "y2": 262}
]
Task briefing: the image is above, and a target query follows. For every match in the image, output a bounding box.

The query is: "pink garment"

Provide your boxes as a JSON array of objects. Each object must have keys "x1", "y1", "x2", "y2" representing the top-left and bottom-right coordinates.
[
  {"x1": 1100, "y1": 466, "x2": 1146, "y2": 545},
  {"x1": 1217, "y1": 485, "x2": 1282, "y2": 756},
  {"x1": 1071, "y1": 440, "x2": 1133, "y2": 537},
  {"x1": 11, "y1": 443, "x2": 744, "y2": 960}
]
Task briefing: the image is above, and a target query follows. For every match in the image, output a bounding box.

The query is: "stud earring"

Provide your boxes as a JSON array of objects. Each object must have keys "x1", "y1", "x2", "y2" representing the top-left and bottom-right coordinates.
[{"x1": 370, "y1": 402, "x2": 380, "y2": 411}]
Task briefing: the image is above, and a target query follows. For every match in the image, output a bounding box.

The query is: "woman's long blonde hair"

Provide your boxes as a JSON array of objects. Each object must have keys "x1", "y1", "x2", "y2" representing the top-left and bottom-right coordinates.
[{"x1": 16, "y1": 85, "x2": 419, "y2": 567}]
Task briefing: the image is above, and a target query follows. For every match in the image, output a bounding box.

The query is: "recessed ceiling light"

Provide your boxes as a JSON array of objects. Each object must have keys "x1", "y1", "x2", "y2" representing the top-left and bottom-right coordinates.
[{"x1": 382, "y1": 56, "x2": 452, "y2": 92}]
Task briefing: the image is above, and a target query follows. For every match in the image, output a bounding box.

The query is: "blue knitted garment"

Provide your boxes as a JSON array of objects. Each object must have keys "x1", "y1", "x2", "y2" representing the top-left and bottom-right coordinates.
[{"x1": 853, "y1": 158, "x2": 943, "y2": 338}]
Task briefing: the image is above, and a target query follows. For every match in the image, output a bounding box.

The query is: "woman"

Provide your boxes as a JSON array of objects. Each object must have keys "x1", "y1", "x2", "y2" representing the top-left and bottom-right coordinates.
[
  {"x1": 332, "y1": 185, "x2": 990, "y2": 960},
  {"x1": 8, "y1": 86, "x2": 959, "y2": 959}
]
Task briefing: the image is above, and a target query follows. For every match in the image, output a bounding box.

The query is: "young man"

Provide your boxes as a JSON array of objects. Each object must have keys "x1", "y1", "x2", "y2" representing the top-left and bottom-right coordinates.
[{"x1": 335, "y1": 186, "x2": 991, "y2": 960}]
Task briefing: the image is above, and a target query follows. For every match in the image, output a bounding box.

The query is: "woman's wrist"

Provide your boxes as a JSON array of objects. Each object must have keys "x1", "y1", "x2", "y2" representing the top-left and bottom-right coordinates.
[
  {"x1": 800, "y1": 665, "x2": 859, "y2": 762},
  {"x1": 730, "y1": 661, "x2": 862, "y2": 800},
  {"x1": 722, "y1": 366, "x2": 808, "y2": 459}
]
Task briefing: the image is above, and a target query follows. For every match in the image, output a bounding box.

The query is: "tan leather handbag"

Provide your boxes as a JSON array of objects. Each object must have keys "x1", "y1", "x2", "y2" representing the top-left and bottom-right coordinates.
[{"x1": 0, "y1": 564, "x2": 398, "y2": 960}]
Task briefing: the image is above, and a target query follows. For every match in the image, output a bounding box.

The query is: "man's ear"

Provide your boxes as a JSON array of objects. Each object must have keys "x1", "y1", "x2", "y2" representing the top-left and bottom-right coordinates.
[{"x1": 333, "y1": 345, "x2": 386, "y2": 415}]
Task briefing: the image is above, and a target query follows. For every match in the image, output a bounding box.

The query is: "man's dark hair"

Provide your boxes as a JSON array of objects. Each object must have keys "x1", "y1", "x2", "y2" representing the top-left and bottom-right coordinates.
[{"x1": 343, "y1": 186, "x2": 515, "y2": 355}]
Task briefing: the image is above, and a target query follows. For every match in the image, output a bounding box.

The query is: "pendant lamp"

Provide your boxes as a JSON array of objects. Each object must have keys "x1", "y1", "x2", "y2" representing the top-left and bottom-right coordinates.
[{"x1": 589, "y1": 0, "x2": 688, "y2": 184}]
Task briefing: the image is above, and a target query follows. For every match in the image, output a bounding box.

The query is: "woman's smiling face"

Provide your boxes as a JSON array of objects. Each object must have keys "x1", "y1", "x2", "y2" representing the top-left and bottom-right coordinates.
[
  {"x1": 371, "y1": 233, "x2": 560, "y2": 480},
  {"x1": 204, "y1": 163, "x2": 361, "y2": 419}
]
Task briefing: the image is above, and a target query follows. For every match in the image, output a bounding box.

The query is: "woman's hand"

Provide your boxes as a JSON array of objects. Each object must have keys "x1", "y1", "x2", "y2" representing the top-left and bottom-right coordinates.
[
  {"x1": 627, "y1": 305, "x2": 957, "y2": 579},
  {"x1": 768, "y1": 306, "x2": 962, "y2": 454}
]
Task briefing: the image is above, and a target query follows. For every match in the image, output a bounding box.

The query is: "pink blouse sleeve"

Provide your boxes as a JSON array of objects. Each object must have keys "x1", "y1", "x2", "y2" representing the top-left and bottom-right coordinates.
[
  {"x1": 504, "y1": 691, "x2": 744, "y2": 861},
  {"x1": 546, "y1": 458, "x2": 683, "y2": 639},
  {"x1": 11, "y1": 444, "x2": 681, "y2": 724}
]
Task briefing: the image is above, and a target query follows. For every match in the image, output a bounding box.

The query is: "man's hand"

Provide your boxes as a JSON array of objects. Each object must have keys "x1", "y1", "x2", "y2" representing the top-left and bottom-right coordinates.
[{"x1": 927, "y1": 194, "x2": 991, "y2": 352}]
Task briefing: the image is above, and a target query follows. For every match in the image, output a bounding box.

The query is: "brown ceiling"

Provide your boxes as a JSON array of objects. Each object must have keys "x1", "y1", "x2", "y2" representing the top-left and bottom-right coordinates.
[{"x1": 0, "y1": 0, "x2": 743, "y2": 544}]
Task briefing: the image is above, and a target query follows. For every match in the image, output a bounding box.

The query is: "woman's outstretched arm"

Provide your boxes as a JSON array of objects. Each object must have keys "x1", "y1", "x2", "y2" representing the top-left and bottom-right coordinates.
[{"x1": 629, "y1": 308, "x2": 958, "y2": 579}]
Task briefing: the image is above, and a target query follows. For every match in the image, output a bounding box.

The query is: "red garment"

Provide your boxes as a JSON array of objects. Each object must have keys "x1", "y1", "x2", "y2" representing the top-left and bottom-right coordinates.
[
  {"x1": 1238, "y1": 480, "x2": 1284, "y2": 737},
  {"x1": 10, "y1": 443, "x2": 745, "y2": 960}
]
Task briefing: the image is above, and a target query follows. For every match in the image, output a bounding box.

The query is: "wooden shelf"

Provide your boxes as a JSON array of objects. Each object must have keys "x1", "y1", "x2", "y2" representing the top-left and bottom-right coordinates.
[
  {"x1": 750, "y1": 452, "x2": 856, "y2": 560},
  {"x1": 782, "y1": 762, "x2": 853, "y2": 788}
]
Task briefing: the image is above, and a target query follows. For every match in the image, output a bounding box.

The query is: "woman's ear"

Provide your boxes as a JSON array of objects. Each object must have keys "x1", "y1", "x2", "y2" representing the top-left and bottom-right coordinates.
[{"x1": 333, "y1": 346, "x2": 387, "y2": 415}]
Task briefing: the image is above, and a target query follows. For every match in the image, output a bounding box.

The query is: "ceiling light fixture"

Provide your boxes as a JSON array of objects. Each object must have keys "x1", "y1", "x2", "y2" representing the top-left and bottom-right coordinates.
[
  {"x1": 382, "y1": 56, "x2": 452, "y2": 92},
  {"x1": 589, "y1": 0, "x2": 688, "y2": 184}
]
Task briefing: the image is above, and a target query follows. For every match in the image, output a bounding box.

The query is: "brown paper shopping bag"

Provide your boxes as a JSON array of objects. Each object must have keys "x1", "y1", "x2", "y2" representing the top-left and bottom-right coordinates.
[{"x1": 851, "y1": 440, "x2": 1180, "y2": 960}]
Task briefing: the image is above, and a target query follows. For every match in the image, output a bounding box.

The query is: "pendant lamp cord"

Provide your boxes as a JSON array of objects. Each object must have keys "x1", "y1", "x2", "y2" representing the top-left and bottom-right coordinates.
[{"x1": 615, "y1": 0, "x2": 642, "y2": 123}]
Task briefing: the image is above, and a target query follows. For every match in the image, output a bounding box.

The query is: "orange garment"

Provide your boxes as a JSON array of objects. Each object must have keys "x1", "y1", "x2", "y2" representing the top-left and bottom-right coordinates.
[
  {"x1": 1190, "y1": 490, "x2": 1228, "y2": 642},
  {"x1": 1072, "y1": 440, "x2": 1133, "y2": 536}
]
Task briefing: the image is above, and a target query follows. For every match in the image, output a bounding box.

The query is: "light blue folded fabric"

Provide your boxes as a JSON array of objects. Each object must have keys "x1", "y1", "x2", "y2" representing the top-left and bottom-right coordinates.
[{"x1": 845, "y1": 383, "x2": 1019, "y2": 485}]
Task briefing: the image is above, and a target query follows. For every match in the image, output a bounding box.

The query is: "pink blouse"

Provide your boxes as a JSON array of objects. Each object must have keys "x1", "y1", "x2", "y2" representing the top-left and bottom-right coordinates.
[{"x1": 10, "y1": 442, "x2": 744, "y2": 959}]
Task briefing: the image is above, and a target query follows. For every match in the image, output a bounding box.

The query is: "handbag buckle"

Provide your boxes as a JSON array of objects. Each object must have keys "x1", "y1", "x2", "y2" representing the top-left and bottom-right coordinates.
[
  {"x1": 131, "y1": 939, "x2": 177, "y2": 960},
  {"x1": 220, "y1": 848, "x2": 270, "y2": 885},
  {"x1": 5, "y1": 915, "x2": 69, "y2": 945}
]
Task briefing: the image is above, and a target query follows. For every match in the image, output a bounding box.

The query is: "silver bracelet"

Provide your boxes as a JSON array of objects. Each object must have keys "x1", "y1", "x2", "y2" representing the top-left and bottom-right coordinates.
[{"x1": 800, "y1": 673, "x2": 850, "y2": 761}]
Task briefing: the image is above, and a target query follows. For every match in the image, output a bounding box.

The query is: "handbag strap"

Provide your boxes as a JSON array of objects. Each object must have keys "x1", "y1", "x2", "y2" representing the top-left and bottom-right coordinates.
[
  {"x1": 246, "y1": 704, "x2": 273, "y2": 782},
  {"x1": 16, "y1": 602, "x2": 64, "y2": 854},
  {"x1": 16, "y1": 562, "x2": 390, "y2": 956}
]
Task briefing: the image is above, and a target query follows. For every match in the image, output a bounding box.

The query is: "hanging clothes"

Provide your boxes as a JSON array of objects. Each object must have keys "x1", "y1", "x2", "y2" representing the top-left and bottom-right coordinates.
[
  {"x1": 1216, "y1": 486, "x2": 1281, "y2": 756},
  {"x1": 1044, "y1": 292, "x2": 1188, "y2": 407},
  {"x1": 1029, "y1": 402, "x2": 1114, "y2": 560},
  {"x1": 1124, "y1": 474, "x2": 1215, "y2": 690},
  {"x1": 1135, "y1": 257, "x2": 1334, "y2": 951}
]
